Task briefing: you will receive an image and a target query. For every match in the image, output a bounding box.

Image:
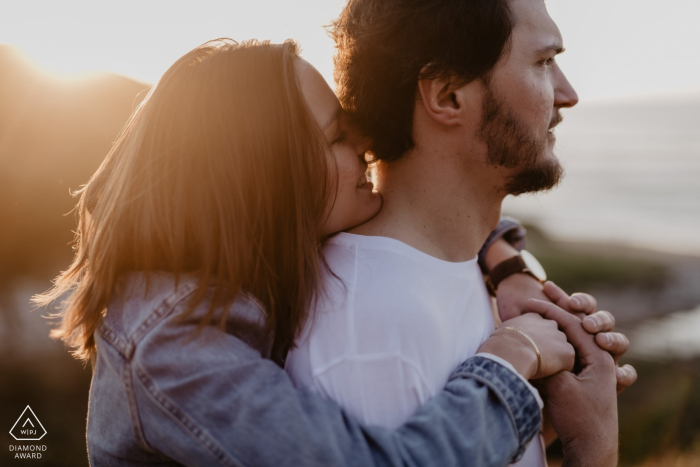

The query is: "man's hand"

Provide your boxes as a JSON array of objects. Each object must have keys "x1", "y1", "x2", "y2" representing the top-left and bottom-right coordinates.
[
  {"x1": 527, "y1": 299, "x2": 619, "y2": 467},
  {"x1": 541, "y1": 282, "x2": 637, "y2": 394},
  {"x1": 494, "y1": 272, "x2": 550, "y2": 322}
]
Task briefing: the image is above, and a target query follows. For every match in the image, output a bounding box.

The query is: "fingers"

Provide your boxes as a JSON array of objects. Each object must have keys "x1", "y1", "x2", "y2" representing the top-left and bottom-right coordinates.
[
  {"x1": 526, "y1": 299, "x2": 599, "y2": 363},
  {"x1": 542, "y1": 281, "x2": 570, "y2": 309},
  {"x1": 616, "y1": 364, "x2": 637, "y2": 394},
  {"x1": 595, "y1": 332, "x2": 629, "y2": 363},
  {"x1": 526, "y1": 299, "x2": 582, "y2": 332},
  {"x1": 569, "y1": 293, "x2": 597, "y2": 316},
  {"x1": 582, "y1": 311, "x2": 616, "y2": 333},
  {"x1": 542, "y1": 282, "x2": 598, "y2": 317}
]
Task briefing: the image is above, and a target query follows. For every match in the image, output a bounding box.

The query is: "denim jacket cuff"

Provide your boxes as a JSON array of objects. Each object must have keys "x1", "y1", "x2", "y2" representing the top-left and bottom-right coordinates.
[
  {"x1": 478, "y1": 217, "x2": 527, "y2": 274},
  {"x1": 449, "y1": 356, "x2": 542, "y2": 462}
]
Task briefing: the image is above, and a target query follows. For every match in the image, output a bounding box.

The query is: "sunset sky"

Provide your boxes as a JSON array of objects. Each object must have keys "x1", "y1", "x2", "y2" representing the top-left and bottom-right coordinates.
[{"x1": 2, "y1": 0, "x2": 699, "y2": 101}]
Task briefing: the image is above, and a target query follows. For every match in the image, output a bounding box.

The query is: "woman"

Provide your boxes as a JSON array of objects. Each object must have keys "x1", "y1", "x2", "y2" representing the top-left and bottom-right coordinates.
[{"x1": 36, "y1": 39, "x2": 614, "y2": 466}]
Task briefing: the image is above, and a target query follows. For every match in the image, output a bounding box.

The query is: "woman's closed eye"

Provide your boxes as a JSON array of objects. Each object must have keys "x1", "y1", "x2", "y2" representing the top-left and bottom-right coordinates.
[{"x1": 332, "y1": 130, "x2": 348, "y2": 145}]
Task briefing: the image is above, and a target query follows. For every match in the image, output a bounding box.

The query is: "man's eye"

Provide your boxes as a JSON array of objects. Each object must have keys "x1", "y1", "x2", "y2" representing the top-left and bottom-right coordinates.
[{"x1": 540, "y1": 57, "x2": 555, "y2": 67}]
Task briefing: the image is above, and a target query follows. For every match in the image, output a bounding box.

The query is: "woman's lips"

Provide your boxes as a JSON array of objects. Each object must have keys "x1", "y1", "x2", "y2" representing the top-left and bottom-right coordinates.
[{"x1": 356, "y1": 172, "x2": 369, "y2": 188}]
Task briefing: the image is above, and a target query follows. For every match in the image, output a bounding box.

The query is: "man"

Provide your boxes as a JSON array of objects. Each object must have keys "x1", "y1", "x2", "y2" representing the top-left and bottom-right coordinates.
[{"x1": 286, "y1": 0, "x2": 636, "y2": 465}]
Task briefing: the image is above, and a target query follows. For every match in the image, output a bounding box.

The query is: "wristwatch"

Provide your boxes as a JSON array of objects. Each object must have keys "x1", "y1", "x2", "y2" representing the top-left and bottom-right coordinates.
[{"x1": 485, "y1": 250, "x2": 547, "y2": 296}]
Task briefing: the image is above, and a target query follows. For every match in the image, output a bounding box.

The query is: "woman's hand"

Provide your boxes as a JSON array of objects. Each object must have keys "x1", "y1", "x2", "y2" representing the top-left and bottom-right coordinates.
[{"x1": 477, "y1": 313, "x2": 575, "y2": 380}]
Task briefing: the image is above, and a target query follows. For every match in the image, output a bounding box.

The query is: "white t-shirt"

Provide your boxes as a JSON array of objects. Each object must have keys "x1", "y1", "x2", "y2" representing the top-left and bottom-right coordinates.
[{"x1": 285, "y1": 232, "x2": 544, "y2": 466}]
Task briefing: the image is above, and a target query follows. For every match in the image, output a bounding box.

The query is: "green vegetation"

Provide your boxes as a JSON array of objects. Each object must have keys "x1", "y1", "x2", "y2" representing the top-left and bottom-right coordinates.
[{"x1": 618, "y1": 358, "x2": 700, "y2": 465}]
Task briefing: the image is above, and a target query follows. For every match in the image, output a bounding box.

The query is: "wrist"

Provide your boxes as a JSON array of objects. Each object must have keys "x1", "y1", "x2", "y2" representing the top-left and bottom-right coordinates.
[
  {"x1": 562, "y1": 433, "x2": 619, "y2": 467},
  {"x1": 484, "y1": 238, "x2": 520, "y2": 271},
  {"x1": 563, "y1": 448, "x2": 618, "y2": 467},
  {"x1": 478, "y1": 331, "x2": 538, "y2": 380}
]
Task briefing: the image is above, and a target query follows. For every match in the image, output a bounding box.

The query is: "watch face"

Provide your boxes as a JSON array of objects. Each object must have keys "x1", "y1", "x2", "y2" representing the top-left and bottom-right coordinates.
[{"x1": 521, "y1": 250, "x2": 547, "y2": 281}]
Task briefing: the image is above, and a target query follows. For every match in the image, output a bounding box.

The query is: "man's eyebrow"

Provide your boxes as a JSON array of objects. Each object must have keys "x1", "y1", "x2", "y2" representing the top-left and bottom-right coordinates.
[
  {"x1": 322, "y1": 108, "x2": 342, "y2": 133},
  {"x1": 537, "y1": 44, "x2": 565, "y2": 55}
]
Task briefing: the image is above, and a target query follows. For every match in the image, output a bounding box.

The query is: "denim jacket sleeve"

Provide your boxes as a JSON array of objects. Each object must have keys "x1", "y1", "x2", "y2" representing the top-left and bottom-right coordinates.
[{"x1": 90, "y1": 276, "x2": 541, "y2": 467}]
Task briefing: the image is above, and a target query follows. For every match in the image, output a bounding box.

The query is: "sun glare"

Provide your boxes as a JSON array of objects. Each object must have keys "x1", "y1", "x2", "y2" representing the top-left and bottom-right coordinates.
[
  {"x1": 0, "y1": 0, "x2": 345, "y2": 88},
  {"x1": 1, "y1": 45, "x2": 115, "y2": 87},
  {"x1": 2, "y1": 0, "x2": 699, "y2": 99}
]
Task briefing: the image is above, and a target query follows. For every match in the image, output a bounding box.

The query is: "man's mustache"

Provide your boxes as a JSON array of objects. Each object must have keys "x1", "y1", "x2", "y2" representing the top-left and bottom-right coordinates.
[{"x1": 549, "y1": 112, "x2": 563, "y2": 130}]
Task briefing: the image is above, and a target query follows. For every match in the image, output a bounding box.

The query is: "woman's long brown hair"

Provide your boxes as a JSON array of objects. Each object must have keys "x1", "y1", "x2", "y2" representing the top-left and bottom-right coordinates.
[{"x1": 33, "y1": 39, "x2": 331, "y2": 364}]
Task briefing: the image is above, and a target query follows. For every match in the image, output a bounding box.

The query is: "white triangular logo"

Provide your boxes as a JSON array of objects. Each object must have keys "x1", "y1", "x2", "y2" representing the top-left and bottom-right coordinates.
[{"x1": 9, "y1": 406, "x2": 47, "y2": 441}]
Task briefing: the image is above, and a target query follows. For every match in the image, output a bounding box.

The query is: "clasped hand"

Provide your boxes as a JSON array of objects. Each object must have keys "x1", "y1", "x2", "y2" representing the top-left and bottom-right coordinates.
[
  {"x1": 487, "y1": 277, "x2": 635, "y2": 467},
  {"x1": 496, "y1": 275, "x2": 637, "y2": 392}
]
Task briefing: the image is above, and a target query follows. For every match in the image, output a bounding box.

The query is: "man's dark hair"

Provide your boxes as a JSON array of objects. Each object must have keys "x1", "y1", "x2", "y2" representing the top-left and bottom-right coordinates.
[{"x1": 330, "y1": 0, "x2": 514, "y2": 162}]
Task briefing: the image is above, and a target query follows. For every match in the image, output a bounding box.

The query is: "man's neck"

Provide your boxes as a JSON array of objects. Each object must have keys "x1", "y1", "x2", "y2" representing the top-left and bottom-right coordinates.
[{"x1": 350, "y1": 149, "x2": 505, "y2": 263}]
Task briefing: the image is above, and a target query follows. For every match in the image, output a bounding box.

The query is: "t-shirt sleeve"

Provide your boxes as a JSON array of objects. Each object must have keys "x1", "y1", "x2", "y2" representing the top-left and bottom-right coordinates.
[{"x1": 311, "y1": 354, "x2": 431, "y2": 430}]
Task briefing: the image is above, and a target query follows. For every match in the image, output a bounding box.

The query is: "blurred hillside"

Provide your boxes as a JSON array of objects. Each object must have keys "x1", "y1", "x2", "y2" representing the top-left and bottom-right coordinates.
[
  {"x1": 0, "y1": 45, "x2": 149, "y2": 466},
  {"x1": 523, "y1": 224, "x2": 700, "y2": 326},
  {"x1": 0, "y1": 45, "x2": 150, "y2": 287}
]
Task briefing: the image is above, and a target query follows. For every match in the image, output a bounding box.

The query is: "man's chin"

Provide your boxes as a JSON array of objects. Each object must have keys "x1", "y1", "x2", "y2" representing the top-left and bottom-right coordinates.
[
  {"x1": 505, "y1": 157, "x2": 564, "y2": 196},
  {"x1": 535, "y1": 143, "x2": 560, "y2": 164}
]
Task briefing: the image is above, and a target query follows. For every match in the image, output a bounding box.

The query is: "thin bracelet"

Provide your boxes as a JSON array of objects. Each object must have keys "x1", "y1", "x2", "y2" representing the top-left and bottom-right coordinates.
[{"x1": 496, "y1": 326, "x2": 542, "y2": 376}]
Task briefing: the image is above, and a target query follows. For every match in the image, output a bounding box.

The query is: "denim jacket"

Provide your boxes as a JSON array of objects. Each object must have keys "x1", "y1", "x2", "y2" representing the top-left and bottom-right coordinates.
[{"x1": 87, "y1": 268, "x2": 541, "y2": 467}]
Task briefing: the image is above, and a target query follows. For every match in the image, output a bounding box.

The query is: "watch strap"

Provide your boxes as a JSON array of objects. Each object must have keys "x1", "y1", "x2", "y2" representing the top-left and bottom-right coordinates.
[
  {"x1": 489, "y1": 255, "x2": 529, "y2": 292},
  {"x1": 478, "y1": 218, "x2": 527, "y2": 274}
]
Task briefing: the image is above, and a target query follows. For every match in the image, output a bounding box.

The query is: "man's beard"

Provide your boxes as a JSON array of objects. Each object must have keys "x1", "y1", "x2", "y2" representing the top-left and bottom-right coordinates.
[{"x1": 478, "y1": 85, "x2": 564, "y2": 196}]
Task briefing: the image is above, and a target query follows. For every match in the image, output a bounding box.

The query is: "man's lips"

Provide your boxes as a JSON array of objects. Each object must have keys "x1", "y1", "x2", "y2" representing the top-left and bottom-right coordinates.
[{"x1": 549, "y1": 112, "x2": 563, "y2": 131}]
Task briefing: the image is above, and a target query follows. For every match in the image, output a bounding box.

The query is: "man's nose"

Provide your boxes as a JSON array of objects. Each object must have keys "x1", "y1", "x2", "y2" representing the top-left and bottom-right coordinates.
[{"x1": 553, "y1": 63, "x2": 579, "y2": 109}]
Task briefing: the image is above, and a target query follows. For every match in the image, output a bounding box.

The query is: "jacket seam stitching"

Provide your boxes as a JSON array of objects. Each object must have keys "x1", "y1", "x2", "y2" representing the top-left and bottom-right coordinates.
[
  {"x1": 97, "y1": 324, "x2": 130, "y2": 358},
  {"x1": 130, "y1": 282, "x2": 199, "y2": 346},
  {"x1": 97, "y1": 281, "x2": 198, "y2": 358},
  {"x1": 133, "y1": 362, "x2": 242, "y2": 467},
  {"x1": 123, "y1": 360, "x2": 158, "y2": 454}
]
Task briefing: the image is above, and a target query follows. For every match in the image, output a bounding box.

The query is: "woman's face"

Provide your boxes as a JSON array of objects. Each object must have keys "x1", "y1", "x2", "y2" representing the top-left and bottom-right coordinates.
[{"x1": 295, "y1": 59, "x2": 382, "y2": 237}]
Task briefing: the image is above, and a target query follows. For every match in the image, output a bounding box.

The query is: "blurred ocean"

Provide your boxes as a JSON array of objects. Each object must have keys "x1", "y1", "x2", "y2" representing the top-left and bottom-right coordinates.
[
  {"x1": 503, "y1": 93, "x2": 700, "y2": 256},
  {"x1": 624, "y1": 303, "x2": 700, "y2": 360}
]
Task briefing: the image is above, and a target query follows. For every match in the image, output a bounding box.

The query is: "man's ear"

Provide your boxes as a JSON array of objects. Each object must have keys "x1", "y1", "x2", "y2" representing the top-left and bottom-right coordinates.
[
  {"x1": 417, "y1": 74, "x2": 461, "y2": 126},
  {"x1": 418, "y1": 72, "x2": 480, "y2": 127}
]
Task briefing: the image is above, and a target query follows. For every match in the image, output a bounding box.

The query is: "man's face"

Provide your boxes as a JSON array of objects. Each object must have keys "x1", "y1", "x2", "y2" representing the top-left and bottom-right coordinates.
[{"x1": 479, "y1": 0, "x2": 578, "y2": 195}]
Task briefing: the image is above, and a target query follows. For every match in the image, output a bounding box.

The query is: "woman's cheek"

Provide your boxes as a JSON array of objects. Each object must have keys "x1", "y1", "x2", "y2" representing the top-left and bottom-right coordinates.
[{"x1": 321, "y1": 156, "x2": 357, "y2": 234}]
